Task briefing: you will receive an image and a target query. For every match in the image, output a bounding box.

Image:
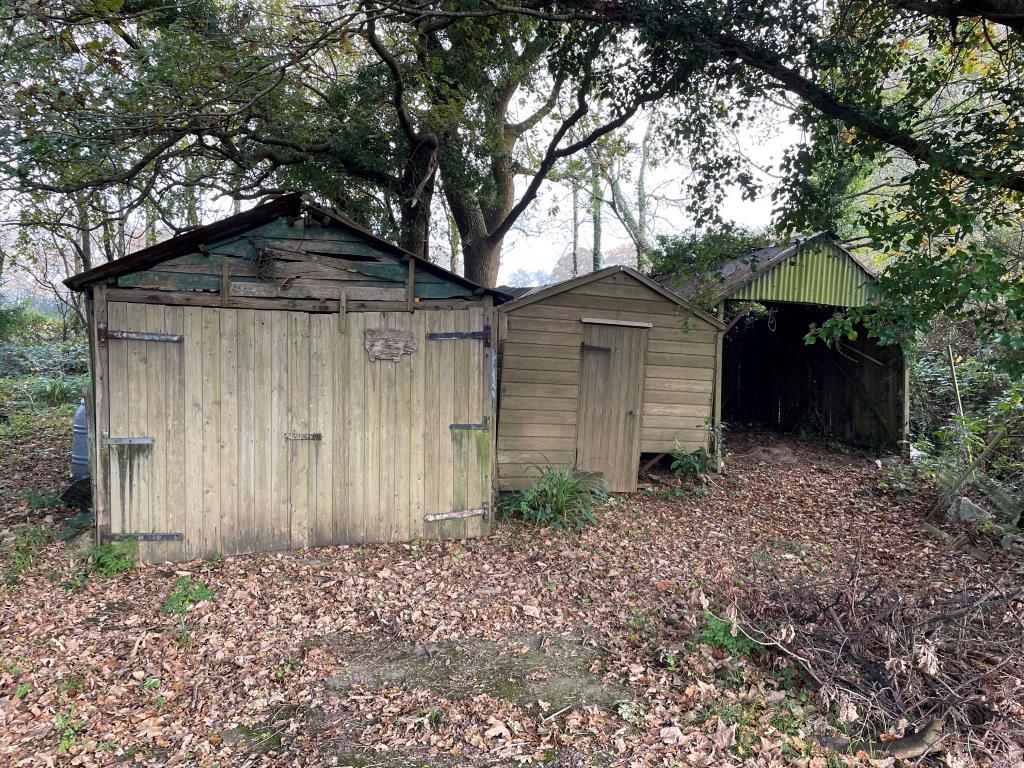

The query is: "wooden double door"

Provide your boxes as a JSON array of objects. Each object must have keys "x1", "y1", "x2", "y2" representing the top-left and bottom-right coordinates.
[
  {"x1": 97, "y1": 300, "x2": 493, "y2": 561},
  {"x1": 574, "y1": 322, "x2": 648, "y2": 492}
]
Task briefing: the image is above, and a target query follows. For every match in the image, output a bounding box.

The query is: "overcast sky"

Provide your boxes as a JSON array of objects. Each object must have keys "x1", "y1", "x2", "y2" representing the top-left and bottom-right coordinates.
[{"x1": 495, "y1": 112, "x2": 803, "y2": 284}]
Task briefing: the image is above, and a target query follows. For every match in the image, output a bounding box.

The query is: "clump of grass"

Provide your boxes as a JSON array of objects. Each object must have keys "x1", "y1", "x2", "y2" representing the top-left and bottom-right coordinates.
[
  {"x1": 3, "y1": 524, "x2": 51, "y2": 582},
  {"x1": 500, "y1": 465, "x2": 608, "y2": 531},
  {"x1": 161, "y1": 575, "x2": 213, "y2": 615},
  {"x1": 84, "y1": 542, "x2": 136, "y2": 578}
]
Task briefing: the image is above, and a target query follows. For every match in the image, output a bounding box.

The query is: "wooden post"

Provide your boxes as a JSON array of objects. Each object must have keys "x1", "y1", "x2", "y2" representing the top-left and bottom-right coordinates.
[
  {"x1": 89, "y1": 285, "x2": 110, "y2": 544},
  {"x1": 407, "y1": 257, "x2": 416, "y2": 312},
  {"x1": 712, "y1": 302, "x2": 724, "y2": 471},
  {"x1": 221, "y1": 261, "x2": 230, "y2": 307}
]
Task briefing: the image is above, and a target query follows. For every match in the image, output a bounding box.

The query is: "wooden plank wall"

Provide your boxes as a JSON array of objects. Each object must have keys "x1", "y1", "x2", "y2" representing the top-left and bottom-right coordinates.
[
  {"x1": 496, "y1": 270, "x2": 720, "y2": 490},
  {"x1": 100, "y1": 300, "x2": 492, "y2": 561}
]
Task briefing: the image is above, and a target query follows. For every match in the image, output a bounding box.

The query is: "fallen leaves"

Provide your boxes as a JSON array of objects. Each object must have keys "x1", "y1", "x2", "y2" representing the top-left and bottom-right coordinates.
[{"x1": 0, "y1": 430, "x2": 1018, "y2": 765}]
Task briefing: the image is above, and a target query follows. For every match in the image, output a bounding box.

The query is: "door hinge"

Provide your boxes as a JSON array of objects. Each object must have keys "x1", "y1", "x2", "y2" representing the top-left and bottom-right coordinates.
[
  {"x1": 425, "y1": 502, "x2": 488, "y2": 522},
  {"x1": 284, "y1": 432, "x2": 322, "y2": 441},
  {"x1": 102, "y1": 436, "x2": 155, "y2": 447},
  {"x1": 426, "y1": 326, "x2": 491, "y2": 346},
  {"x1": 450, "y1": 418, "x2": 489, "y2": 431},
  {"x1": 101, "y1": 532, "x2": 183, "y2": 542},
  {"x1": 98, "y1": 323, "x2": 183, "y2": 344}
]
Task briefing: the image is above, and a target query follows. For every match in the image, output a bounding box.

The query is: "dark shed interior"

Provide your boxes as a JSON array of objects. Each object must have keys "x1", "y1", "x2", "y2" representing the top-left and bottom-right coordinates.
[{"x1": 722, "y1": 301, "x2": 907, "y2": 448}]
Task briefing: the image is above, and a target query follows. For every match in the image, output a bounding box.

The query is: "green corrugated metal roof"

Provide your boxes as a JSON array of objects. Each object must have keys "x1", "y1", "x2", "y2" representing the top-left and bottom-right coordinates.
[{"x1": 728, "y1": 238, "x2": 879, "y2": 307}]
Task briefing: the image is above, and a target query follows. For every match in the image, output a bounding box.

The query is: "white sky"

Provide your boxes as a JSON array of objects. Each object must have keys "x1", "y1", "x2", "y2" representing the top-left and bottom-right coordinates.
[{"x1": 496, "y1": 113, "x2": 803, "y2": 284}]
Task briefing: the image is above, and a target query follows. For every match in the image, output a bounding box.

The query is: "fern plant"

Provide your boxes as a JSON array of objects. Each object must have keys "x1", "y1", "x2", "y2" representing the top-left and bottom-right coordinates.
[
  {"x1": 501, "y1": 465, "x2": 609, "y2": 531},
  {"x1": 670, "y1": 442, "x2": 711, "y2": 480}
]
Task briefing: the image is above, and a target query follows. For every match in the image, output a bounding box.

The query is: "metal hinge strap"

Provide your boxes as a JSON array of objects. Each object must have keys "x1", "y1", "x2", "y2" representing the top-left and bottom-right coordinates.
[
  {"x1": 450, "y1": 420, "x2": 489, "y2": 430},
  {"x1": 426, "y1": 326, "x2": 491, "y2": 346},
  {"x1": 424, "y1": 503, "x2": 488, "y2": 523},
  {"x1": 98, "y1": 323, "x2": 183, "y2": 344},
  {"x1": 284, "y1": 432, "x2": 322, "y2": 441},
  {"x1": 102, "y1": 436, "x2": 155, "y2": 447},
  {"x1": 101, "y1": 533, "x2": 184, "y2": 542}
]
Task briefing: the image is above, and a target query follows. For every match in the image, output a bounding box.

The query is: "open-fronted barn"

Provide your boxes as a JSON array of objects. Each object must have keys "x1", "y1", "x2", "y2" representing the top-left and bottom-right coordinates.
[
  {"x1": 657, "y1": 232, "x2": 908, "y2": 449},
  {"x1": 495, "y1": 266, "x2": 725, "y2": 492},
  {"x1": 66, "y1": 194, "x2": 508, "y2": 562}
]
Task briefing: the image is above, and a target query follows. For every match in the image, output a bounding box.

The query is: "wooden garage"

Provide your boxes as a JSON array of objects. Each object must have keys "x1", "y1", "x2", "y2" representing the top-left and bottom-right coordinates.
[
  {"x1": 65, "y1": 194, "x2": 507, "y2": 562},
  {"x1": 657, "y1": 232, "x2": 908, "y2": 448},
  {"x1": 495, "y1": 266, "x2": 725, "y2": 492}
]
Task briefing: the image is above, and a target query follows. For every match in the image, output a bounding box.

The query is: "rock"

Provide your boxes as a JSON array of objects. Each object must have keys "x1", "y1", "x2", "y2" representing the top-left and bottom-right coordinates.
[
  {"x1": 875, "y1": 457, "x2": 899, "y2": 468},
  {"x1": 920, "y1": 522, "x2": 950, "y2": 541},
  {"x1": 945, "y1": 496, "x2": 992, "y2": 523},
  {"x1": 909, "y1": 446, "x2": 929, "y2": 461},
  {"x1": 1001, "y1": 533, "x2": 1022, "y2": 551}
]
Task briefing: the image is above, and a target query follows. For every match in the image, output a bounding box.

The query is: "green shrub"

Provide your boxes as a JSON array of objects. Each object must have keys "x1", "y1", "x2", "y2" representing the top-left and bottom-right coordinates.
[
  {"x1": 701, "y1": 611, "x2": 760, "y2": 657},
  {"x1": 25, "y1": 375, "x2": 88, "y2": 405},
  {"x1": 500, "y1": 465, "x2": 608, "y2": 531},
  {"x1": 161, "y1": 576, "x2": 214, "y2": 615},
  {"x1": 0, "y1": 341, "x2": 88, "y2": 377},
  {"x1": 85, "y1": 542, "x2": 136, "y2": 578},
  {"x1": 670, "y1": 442, "x2": 711, "y2": 481}
]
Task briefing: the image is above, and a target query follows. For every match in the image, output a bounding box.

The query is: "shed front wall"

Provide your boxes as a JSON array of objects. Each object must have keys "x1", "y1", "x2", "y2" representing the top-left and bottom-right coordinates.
[
  {"x1": 95, "y1": 299, "x2": 493, "y2": 562},
  {"x1": 497, "y1": 271, "x2": 719, "y2": 490}
]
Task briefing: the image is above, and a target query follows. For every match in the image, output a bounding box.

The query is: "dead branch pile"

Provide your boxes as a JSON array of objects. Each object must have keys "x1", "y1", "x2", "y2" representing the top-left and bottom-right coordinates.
[{"x1": 733, "y1": 547, "x2": 1024, "y2": 763}]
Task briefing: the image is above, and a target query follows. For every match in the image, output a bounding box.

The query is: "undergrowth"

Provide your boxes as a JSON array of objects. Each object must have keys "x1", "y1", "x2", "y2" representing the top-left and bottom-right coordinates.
[
  {"x1": 161, "y1": 576, "x2": 214, "y2": 615},
  {"x1": 500, "y1": 465, "x2": 608, "y2": 531}
]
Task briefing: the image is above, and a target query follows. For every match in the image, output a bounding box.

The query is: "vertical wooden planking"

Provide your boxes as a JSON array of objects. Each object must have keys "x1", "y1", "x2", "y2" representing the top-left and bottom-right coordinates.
[
  {"x1": 236, "y1": 309, "x2": 257, "y2": 556},
  {"x1": 345, "y1": 311, "x2": 366, "y2": 542},
  {"x1": 363, "y1": 313, "x2": 382, "y2": 542},
  {"x1": 288, "y1": 312, "x2": 311, "y2": 549},
  {"x1": 332, "y1": 311, "x2": 349, "y2": 544},
  {"x1": 310, "y1": 314, "x2": 335, "y2": 546},
  {"x1": 107, "y1": 303, "x2": 129, "y2": 537},
  {"x1": 89, "y1": 286, "x2": 109, "y2": 545},
  {"x1": 200, "y1": 307, "x2": 222, "y2": 557},
  {"x1": 270, "y1": 311, "x2": 291, "y2": 550},
  {"x1": 219, "y1": 309, "x2": 239, "y2": 554},
  {"x1": 394, "y1": 312, "x2": 412, "y2": 542},
  {"x1": 183, "y1": 307, "x2": 205, "y2": 559},
  {"x1": 253, "y1": 311, "x2": 275, "y2": 552},
  {"x1": 408, "y1": 311, "x2": 426, "y2": 539},
  {"x1": 125, "y1": 304, "x2": 151, "y2": 555},
  {"x1": 438, "y1": 310, "x2": 459, "y2": 538},
  {"x1": 712, "y1": 304, "x2": 724, "y2": 468},
  {"x1": 163, "y1": 305, "x2": 187, "y2": 562},
  {"x1": 144, "y1": 304, "x2": 167, "y2": 561}
]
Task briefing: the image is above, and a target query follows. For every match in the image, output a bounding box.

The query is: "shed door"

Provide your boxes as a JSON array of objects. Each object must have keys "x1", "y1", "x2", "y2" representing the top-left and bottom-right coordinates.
[{"x1": 575, "y1": 323, "x2": 647, "y2": 492}]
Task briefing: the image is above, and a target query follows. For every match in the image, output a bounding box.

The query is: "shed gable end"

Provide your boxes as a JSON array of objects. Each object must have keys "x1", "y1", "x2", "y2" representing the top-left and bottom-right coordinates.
[{"x1": 728, "y1": 238, "x2": 879, "y2": 307}]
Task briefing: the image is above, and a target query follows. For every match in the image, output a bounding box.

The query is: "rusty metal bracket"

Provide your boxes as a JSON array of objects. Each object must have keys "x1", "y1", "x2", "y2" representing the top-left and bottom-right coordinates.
[{"x1": 284, "y1": 432, "x2": 322, "y2": 441}]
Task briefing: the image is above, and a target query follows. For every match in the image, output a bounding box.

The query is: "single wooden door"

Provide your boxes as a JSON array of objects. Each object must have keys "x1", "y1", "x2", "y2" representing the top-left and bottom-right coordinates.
[{"x1": 575, "y1": 323, "x2": 648, "y2": 491}]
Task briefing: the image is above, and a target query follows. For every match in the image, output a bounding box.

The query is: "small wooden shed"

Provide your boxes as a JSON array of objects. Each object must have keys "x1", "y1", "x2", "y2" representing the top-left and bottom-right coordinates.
[
  {"x1": 657, "y1": 232, "x2": 908, "y2": 448},
  {"x1": 66, "y1": 194, "x2": 507, "y2": 562},
  {"x1": 495, "y1": 266, "x2": 725, "y2": 492}
]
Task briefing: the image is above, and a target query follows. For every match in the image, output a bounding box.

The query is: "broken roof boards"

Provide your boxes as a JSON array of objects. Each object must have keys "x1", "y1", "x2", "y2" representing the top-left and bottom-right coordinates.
[
  {"x1": 68, "y1": 194, "x2": 505, "y2": 562},
  {"x1": 496, "y1": 266, "x2": 725, "y2": 493}
]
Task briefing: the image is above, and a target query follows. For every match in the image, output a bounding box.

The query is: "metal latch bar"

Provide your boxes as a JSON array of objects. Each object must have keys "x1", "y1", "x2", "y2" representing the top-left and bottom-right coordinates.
[
  {"x1": 102, "y1": 533, "x2": 184, "y2": 542},
  {"x1": 450, "y1": 421, "x2": 489, "y2": 430},
  {"x1": 284, "y1": 432, "x2": 322, "y2": 441},
  {"x1": 426, "y1": 326, "x2": 491, "y2": 346},
  {"x1": 102, "y1": 436, "x2": 155, "y2": 447}
]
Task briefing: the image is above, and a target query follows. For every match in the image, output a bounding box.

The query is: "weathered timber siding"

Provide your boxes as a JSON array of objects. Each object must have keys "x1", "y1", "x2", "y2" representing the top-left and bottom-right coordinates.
[
  {"x1": 99, "y1": 300, "x2": 493, "y2": 561},
  {"x1": 116, "y1": 215, "x2": 475, "y2": 302},
  {"x1": 497, "y1": 270, "x2": 719, "y2": 490},
  {"x1": 729, "y1": 239, "x2": 880, "y2": 307}
]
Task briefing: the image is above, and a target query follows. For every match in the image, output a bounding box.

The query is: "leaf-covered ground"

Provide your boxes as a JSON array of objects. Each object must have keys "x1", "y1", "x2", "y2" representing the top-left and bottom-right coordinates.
[
  {"x1": 0, "y1": 401, "x2": 77, "y2": 526},
  {"x1": 0, "y1": 432, "x2": 1019, "y2": 767}
]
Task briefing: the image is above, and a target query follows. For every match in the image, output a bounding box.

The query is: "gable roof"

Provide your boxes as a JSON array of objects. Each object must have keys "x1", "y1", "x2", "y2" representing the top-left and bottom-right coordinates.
[
  {"x1": 499, "y1": 265, "x2": 726, "y2": 330},
  {"x1": 65, "y1": 193, "x2": 510, "y2": 300},
  {"x1": 654, "y1": 231, "x2": 878, "y2": 306}
]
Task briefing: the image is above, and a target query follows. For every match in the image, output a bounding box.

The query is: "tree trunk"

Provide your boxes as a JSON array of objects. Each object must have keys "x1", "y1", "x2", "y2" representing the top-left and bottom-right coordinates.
[{"x1": 590, "y1": 159, "x2": 602, "y2": 271}]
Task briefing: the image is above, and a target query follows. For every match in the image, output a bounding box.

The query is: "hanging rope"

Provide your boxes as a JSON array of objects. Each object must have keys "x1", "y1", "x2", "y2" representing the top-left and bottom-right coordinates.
[{"x1": 767, "y1": 307, "x2": 777, "y2": 332}]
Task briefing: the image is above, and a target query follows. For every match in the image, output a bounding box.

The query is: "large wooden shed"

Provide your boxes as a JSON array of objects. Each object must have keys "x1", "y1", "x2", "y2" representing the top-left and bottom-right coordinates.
[
  {"x1": 657, "y1": 232, "x2": 908, "y2": 448},
  {"x1": 66, "y1": 194, "x2": 507, "y2": 562},
  {"x1": 495, "y1": 266, "x2": 725, "y2": 492}
]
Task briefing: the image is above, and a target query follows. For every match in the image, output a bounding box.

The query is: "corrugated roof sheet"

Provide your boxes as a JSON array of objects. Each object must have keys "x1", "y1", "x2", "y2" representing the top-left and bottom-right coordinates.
[{"x1": 654, "y1": 232, "x2": 880, "y2": 308}]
